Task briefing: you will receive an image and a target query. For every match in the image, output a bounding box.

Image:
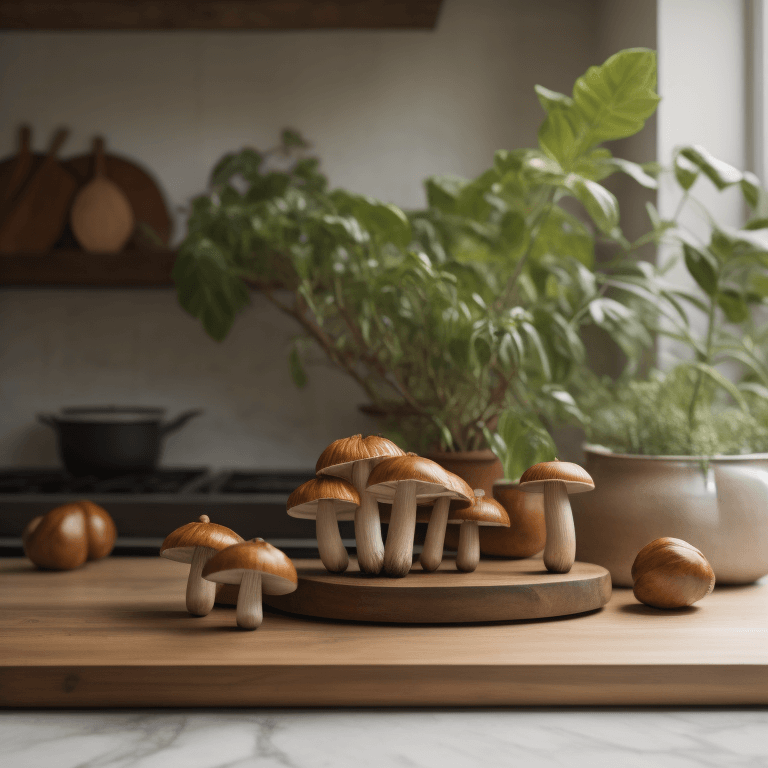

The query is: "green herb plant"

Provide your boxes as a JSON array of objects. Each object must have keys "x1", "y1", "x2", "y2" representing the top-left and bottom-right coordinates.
[
  {"x1": 174, "y1": 49, "x2": 664, "y2": 480},
  {"x1": 578, "y1": 146, "x2": 768, "y2": 456}
]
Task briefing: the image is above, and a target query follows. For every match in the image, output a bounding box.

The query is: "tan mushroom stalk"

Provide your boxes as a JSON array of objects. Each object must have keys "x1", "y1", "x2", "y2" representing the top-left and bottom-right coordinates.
[
  {"x1": 287, "y1": 477, "x2": 359, "y2": 573},
  {"x1": 202, "y1": 538, "x2": 297, "y2": 629},
  {"x1": 367, "y1": 454, "x2": 457, "y2": 578},
  {"x1": 315, "y1": 435, "x2": 404, "y2": 575},
  {"x1": 160, "y1": 515, "x2": 243, "y2": 616},
  {"x1": 420, "y1": 472, "x2": 473, "y2": 572},
  {"x1": 448, "y1": 489, "x2": 510, "y2": 572},
  {"x1": 518, "y1": 460, "x2": 594, "y2": 574}
]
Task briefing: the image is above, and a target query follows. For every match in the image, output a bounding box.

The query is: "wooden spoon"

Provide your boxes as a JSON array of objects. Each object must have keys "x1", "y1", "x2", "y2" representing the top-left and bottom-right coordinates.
[
  {"x1": 71, "y1": 137, "x2": 134, "y2": 253},
  {"x1": 0, "y1": 128, "x2": 77, "y2": 254}
]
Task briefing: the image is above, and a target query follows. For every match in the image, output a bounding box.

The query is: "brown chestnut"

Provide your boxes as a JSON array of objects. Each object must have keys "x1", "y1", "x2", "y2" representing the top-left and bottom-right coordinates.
[
  {"x1": 631, "y1": 537, "x2": 715, "y2": 609},
  {"x1": 23, "y1": 501, "x2": 117, "y2": 571}
]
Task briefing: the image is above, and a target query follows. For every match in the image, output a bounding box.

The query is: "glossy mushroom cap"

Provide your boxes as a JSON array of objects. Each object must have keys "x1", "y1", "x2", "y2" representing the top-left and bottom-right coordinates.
[
  {"x1": 448, "y1": 489, "x2": 510, "y2": 526},
  {"x1": 202, "y1": 538, "x2": 298, "y2": 595},
  {"x1": 315, "y1": 434, "x2": 405, "y2": 481},
  {"x1": 160, "y1": 515, "x2": 243, "y2": 564},
  {"x1": 366, "y1": 454, "x2": 459, "y2": 502},
  {"x1": 286, "y1": 476, "x2": 359, "y2": 520},
  {"x1": 23, "y1": 500, "x2": 117, "y2": 571},
  {"x1": 518, "y1": 460, "x2": 594, "y2": 494}
]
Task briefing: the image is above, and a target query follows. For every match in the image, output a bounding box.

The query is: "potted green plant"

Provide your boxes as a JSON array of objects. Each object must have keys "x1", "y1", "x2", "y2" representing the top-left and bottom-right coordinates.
[
  {"x1": 571, "y1": 147, "x2": 768, "y2": 586},
  {"x1": 174, "y1": 49, "x2": 661, "y2": 497}
]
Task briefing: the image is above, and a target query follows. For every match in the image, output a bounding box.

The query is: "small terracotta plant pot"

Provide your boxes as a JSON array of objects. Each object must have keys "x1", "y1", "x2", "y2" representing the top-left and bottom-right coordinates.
[
  {"x1": 426, "y1": 449, "x2": 503, "y2": 497},
  {"x1": 443, "y1": 481, "x2": 546, "y2": 558}
]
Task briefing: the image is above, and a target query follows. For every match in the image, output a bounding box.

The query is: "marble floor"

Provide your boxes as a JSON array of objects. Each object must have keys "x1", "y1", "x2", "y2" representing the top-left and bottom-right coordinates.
[{"x1": 1, "y1": 709, "x2": 767, "y2": 768}]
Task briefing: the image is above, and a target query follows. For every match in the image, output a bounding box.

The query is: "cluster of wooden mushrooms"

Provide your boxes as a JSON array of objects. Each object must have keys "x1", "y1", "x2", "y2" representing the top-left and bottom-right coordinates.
[
  {"x1": 286, "y1": 435, "x2": 512, "y2": 577},
  {"x1": 159, "y1": 517, "x2": 297, "y2": 630}
]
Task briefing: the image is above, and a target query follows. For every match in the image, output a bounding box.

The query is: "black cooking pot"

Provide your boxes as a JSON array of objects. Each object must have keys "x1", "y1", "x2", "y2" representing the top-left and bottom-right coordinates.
[{"x1": 38, "y1": 406, "x2": 203, "y2": 476}]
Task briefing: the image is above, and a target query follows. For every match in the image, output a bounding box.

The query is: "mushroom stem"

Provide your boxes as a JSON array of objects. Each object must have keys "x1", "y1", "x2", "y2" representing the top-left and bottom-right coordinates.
[
  {"x1": 542, "y1": 480, "x2": 576, "y2": 573},
  {"x1": 456, "y1": 520, "x2": 480, "y2": 572},
  {"x1": 420, "y1": 496, "x2": 450, "y2": 572},
  {"x1": 236, "y1": 570, "x2": 263, "y2": 630},
  {"x1": 352, "y1": 461, "x2": 384, "y2": 575},
  {"x1": 186, "y1": 545, "x2": 217, "y2": 616},
  {"x1": 316, "y1": 498, "x2": 349, "y2": 573},
  {"x1": 383, "y1": 479, "x2": 417, "y2": 578}
]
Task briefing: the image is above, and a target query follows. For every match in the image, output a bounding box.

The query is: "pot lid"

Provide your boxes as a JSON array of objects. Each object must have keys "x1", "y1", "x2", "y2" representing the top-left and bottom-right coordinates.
[{"x1": 57, "y1": 406, "x2": 167, "y2": 424}]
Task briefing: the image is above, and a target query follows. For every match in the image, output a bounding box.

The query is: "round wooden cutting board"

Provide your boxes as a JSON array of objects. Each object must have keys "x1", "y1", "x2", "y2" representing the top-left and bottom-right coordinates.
[{"x1": 263, "y1": 557, "x2": 611, "y2": 623}]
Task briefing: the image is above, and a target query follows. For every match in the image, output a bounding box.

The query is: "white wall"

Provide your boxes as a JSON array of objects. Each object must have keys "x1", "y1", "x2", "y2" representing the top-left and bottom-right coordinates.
[
  {"x1": 656, "y1": 0, "x2": 748, "y2": 368},
  {"x1": 0, "y1": 0, "x2": 610, "y2": 469}
]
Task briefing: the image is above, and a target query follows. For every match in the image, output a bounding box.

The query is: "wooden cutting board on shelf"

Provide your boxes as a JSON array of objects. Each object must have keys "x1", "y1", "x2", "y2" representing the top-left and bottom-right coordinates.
[
  {"x1": 64, "y1": 151, "x2": 172, "y2": 248},
  {"x1": 0, "y1": 126, "x2": 36, "y2": 219},
  {"x1": 0, "y1": 129, "x2": 77, "y2": 254}
]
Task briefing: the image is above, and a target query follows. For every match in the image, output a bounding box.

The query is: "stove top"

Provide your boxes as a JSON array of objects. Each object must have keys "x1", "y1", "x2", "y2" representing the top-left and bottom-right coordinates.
[
  {"x1": 0, "y1": 468, "x2": 314, "y2": 496},
  {"x1": 0, "y1": 467, "x2": 325, "y2": 545}
]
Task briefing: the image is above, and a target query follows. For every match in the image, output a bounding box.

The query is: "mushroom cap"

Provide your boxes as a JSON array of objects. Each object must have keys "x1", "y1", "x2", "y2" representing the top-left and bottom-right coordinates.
[
  {"x1": 22, "y1": 500, "x2": 117, "y2": 570},
  {"x1": 315, "y1": 434, "x2": 405, "y2": 481},
  {"x1": 366, "y1": 454, "x2": 461, "y2": 503},
  {"x1": 287, "y1": 476, "x2": 359, "y2": 520},
  {"x1": 518, "y1": 460, "x2": 594, "y2": 494},
  {"x1": 448, "y1": 490, "x2": 510, "y2": 527},
  {"x1": 202, "y1": 538, "x2": 298, "y2": 595},
  {"x1": 160, "y1": 515, "x2": 243, "y2": 564}
]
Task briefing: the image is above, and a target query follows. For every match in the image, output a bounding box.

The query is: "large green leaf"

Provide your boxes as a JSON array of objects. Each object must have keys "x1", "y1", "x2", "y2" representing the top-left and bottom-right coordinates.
[
  {"x1": 538, "y1": 49, "x2": 659, "y2": 169},
  {"x1": 173, "y1": 239, "x2": 250, "y2": 341},
  {"x1": 679, "y1": 146, "x2": 742, "y2": 190},
  {"x1": 565, "y1": 175, "x2": 620, "y2": 235},
  {"x1": 683, "y1": 243, "x2": 719, "y2": 296},
  {"x1": 492, "y1": 408, "x2": 557, "y2": 482},
  {"x1": 535, "y1": 84, "x2": 574, "y2": 113},
  {"x1": 572, "y1": 49, "x2": 659, "y2": 148}
]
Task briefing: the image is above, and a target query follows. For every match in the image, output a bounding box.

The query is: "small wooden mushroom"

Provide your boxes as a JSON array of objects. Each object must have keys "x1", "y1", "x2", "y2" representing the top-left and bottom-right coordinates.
[
  {"x1": 518, "y1": 460, "x2": 594, "y2": 574},
  {"x1": 419, "y1": 471, "x2": 473, "y2": 572},
  {"x1": 160, "y1": 515, "x2": 243, "y2": 616},
  {"x1": 367, "y1": 454, "x2": 457, "y2": 578},
  {"x1": 287, "y1": 477, "x2": 358, "y2": 573},
  {"x1": 23, "y1": 500, "x2": 116, "y2": 571},
  {"x1": 315, "y1": 435, "x2": 404, "y2": 576},
  {"x1": 202, "y1": 538, "x2": 298, "y2": 629},
  {"x1": 447, "y1": 489, "x2": 510, "y2": 572}
]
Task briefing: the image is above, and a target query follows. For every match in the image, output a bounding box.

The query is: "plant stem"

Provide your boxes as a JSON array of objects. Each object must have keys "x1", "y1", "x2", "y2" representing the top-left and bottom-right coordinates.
[
  {"x1": 687, "y1": 290, "x2": 718, "y2": 446},
  {"x1": 497, "y1": 188, "x2": 558, "y2": 308}
]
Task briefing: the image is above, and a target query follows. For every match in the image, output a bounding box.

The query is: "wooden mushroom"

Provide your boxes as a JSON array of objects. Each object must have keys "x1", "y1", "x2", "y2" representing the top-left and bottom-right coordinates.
[
  {"x1": 518, "y1": 460, "x2": 594, "y2": 574},
  {"x1": 315, "y1": 435, "x2": 404, "y2": 575},
  {"x1": 419, "y1": 471, "x2": 473, "y2": 572},
  {"x1": 287, "y1": 476, "x2": 359, "y2": 573},
  {"x1": 448, "y1": 489, "x2": 510, "y2": 572},
  {"x1": 160, "y1": 515, "x2": 243, "y2": 616},
  {"x1": 367, "y1": 454, "x2": 456, "y2": 578},
  {"x1": 202, "y1": 538, "x2": 298, "y2": 629},
  {"x1": 23, "y1": 500, "x2": 116, "y2": 571}
]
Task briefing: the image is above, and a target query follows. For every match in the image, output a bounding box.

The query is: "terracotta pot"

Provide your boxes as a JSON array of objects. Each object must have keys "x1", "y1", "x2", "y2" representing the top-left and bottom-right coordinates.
[
  {"x1": 443, "y1": 481, "x2": 546, "y2": 558},
  {"x1": 426, "y1": 449, "x2": 503, "y2": 497},
  {"x1": 571, "y1": 445, "x2": 768, "y2": 586}
]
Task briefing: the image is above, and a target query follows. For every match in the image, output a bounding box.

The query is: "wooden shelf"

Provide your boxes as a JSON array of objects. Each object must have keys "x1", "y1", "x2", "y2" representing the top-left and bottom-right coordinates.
[
  {"x1": 0, "y1": 249, "x2": 176, "y2": 287},
  {"x1": 0, "y1": 1, "x2": 444, "y2": 30}
]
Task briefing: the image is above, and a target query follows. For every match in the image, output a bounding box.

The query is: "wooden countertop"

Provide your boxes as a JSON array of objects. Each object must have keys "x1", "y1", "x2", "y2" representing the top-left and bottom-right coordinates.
[{"x1": 1, "y1": 557, "x2": 766, "y2": 707}]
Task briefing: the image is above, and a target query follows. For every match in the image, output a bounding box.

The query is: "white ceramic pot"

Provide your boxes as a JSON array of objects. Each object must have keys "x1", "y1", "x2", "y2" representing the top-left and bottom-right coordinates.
[{"x1": 571, "y1": 445, "x2": 768, "y2": 586}]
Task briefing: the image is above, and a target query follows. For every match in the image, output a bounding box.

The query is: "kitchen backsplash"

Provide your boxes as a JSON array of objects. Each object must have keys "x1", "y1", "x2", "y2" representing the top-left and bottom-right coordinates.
[{"x1": 0, "y1": 0, "x2": 653, "y2": 468}]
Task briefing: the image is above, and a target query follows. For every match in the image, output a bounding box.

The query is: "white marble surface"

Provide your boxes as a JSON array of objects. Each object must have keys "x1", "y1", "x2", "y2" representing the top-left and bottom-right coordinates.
[{"x1": 2, "y1": 709, "x2": 767, "y2": 768}]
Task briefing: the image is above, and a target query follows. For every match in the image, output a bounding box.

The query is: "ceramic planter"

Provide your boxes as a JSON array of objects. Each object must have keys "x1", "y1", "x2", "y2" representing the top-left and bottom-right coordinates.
[{"x1": 571, "y1": 445, "x2": 768, "y2": 586}]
